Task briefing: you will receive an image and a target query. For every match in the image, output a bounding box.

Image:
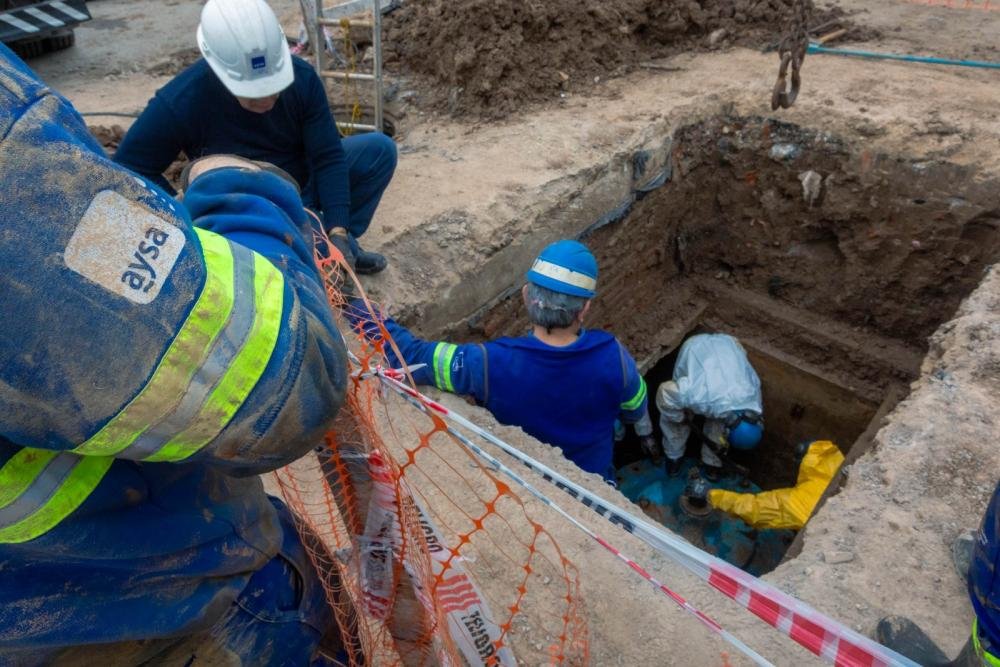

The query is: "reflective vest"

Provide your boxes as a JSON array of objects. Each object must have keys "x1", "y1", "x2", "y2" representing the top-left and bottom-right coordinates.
[{"x1": 0, "y1": 227, "x2": 284, "y2": 544}]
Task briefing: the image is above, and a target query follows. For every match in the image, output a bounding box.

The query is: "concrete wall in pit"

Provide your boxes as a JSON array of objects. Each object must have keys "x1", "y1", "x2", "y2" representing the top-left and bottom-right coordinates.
[{"x1": 768, "y1": 264, "x2": 1000, "y2": 657}]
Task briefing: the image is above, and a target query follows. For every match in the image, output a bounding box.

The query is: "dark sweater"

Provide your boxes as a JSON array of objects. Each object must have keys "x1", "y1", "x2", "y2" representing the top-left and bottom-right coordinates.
[{"x1": 114, "y1": 57, "x2": 350, "y2": 230}]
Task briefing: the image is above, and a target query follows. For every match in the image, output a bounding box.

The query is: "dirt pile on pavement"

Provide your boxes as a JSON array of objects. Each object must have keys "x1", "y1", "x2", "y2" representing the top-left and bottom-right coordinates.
[
  {"x1": 88, "y1": 124, "x2": 188, "y2": 189},
  {"x1": 386, "y1": 0, "x2": 828, "y2": 118}
]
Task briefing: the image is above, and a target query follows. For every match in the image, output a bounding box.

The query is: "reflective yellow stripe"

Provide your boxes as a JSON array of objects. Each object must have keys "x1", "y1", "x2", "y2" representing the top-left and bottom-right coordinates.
[
  {"x1": 146, "y1": 252, "x2": 285, "y2": 462},
  {"x1": 0, "y1": 451, "x2": 113, "y2": 544},
  {"x1": 0, "y1": 449, "x2": 56, "y2": 507},
  {"x1": 0, "y1": 230, "x2": 287, "y2": 543},
  {"x1": 974, "y1": 619, "x2": 1000, "y2": 667},
  {"x1": 621, "y1": 377, "x2": 648, "y2": 411},
  {"x1": 72, "y1": 229, "x2": 235, "y2": 457},
  {"x1": 433, "y1": 342, "x2": 458, "y2": 393}
]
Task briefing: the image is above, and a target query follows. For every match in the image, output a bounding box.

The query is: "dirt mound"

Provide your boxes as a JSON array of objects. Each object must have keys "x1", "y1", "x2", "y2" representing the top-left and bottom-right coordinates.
[
  {"x1": 88, "y1": 124, "x2": 188, "y2": 189},
  {"x1": 146, "y1": 47, "x2": 203, "y2": 78},
  {"x1": 88, "y1": 124, "x2": 126, "y2": 151},
  {"x1": 386, "y1": 0, "x2": 823, "y2": 118}
]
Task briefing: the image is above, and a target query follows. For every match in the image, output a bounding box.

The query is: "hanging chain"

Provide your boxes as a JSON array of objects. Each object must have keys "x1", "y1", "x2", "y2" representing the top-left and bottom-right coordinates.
[{"x1": 771, "y1": 0, "x2": 812, "y2": 110}]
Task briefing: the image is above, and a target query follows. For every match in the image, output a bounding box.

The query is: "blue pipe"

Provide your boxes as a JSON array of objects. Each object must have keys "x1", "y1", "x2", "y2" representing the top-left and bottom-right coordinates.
[{"x1": 807, "y1": 43, "x2": 1000, "y2": 69}]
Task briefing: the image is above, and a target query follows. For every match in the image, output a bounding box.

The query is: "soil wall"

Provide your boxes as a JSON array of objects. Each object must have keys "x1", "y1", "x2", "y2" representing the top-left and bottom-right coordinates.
[
  {"x1": 385, "y1": 1, "x2": 851, "y2": 118},
  {"x1": 469, "y1": 116, "x2": 1000, "y2": 399}
]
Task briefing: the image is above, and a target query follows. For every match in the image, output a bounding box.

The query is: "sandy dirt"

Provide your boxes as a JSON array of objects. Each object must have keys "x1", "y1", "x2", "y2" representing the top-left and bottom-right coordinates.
[
  {"x1": 383, "y1": 0, "x2": 849, "y2": 118},
  {"x1": 19, "y1": 0, "x2": 1000, "y2": 664},
  {"x1": 27, "y1": 0, "x2": 304, "y2": 116}
]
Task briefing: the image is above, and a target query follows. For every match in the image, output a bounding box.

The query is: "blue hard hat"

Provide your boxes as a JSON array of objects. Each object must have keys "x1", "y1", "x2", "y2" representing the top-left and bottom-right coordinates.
[
  {"x1": 525, "y1": 240, "x2": 598, "y2": 298},
  {"x1": 728, "y1": 419, "x2": 764, "y2": 451}
]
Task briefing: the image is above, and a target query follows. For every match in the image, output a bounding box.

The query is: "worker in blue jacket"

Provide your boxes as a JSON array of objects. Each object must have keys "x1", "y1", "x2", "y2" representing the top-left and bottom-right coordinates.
[
  {"x1": 114, "y1": 0, "x2": 397, "y2": 274},
  {"x1": 0, "y1": 44, "x2": 347, "y2": 664},
  {"x1": 876, "y1": 479, "x2": 1000, "y2": 666},
  {"x1": 348, "y1": 240, "x2": 655, "y2": 481}
]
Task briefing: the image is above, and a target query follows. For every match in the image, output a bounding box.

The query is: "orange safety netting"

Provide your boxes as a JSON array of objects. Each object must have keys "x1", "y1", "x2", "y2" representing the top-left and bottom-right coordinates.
[{"x1": 271, "y1": 233, "x2": 589, "y2": 666}]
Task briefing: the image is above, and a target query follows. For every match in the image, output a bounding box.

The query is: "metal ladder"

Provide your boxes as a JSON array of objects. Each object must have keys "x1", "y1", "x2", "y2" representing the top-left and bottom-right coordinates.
[{"x1": 303, "y1": 0, "x2": 384, "y2": 134}]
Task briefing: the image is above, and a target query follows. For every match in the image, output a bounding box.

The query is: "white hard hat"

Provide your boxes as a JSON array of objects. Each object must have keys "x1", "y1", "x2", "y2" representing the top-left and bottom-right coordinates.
[{"x1": 197, "y1": 0, "x2": 294, "y2": 99}]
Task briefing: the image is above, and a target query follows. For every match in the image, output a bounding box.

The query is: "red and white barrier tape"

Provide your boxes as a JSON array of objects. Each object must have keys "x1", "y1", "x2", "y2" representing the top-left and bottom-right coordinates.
[
  {"x1": 375, "y1": 368, "x2": 773, "y2": 665},
  {"x1": 359, "y1": 449, "x2": 516, "y2": 666},
  {"x1": 362, "y1": 362, "x2": 919, "y2": 667}
]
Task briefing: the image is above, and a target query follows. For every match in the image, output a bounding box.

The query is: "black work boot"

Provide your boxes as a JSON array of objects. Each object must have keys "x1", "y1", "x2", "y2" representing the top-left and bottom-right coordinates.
[
  {"x1": 875, "y1": 616, "x2": 950, "y2": 666},
  {"x1": 352, "y1": 240, "x2": 388, "y2": 275},
  {"x1": 665, "y1": 457, "x2": 683, "y2": 478}
]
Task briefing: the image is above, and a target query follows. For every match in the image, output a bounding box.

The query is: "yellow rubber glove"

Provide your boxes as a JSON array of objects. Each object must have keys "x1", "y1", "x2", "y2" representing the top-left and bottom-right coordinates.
[{"x1": 708, "y1": 441, "x2": 844, "y2": 530}]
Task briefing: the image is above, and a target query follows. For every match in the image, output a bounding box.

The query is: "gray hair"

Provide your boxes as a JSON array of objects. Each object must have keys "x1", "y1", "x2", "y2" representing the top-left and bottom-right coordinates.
[{"x1": 525, "y1": 282, "x2": 588, "y2": 331}]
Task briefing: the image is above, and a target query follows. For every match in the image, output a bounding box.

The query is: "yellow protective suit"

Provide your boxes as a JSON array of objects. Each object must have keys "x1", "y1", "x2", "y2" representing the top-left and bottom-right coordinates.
[{"x1": 708, "y1": 441, "x2": 844, "y2": 530}]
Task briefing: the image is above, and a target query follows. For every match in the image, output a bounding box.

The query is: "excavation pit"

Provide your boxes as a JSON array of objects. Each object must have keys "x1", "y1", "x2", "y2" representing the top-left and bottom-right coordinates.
[
  {"x1": 453, "y1": 114, "x2": 1000, "y2": 574},
  {"x1": 610, "y1": 325, "x2": 886, "y2": 574}
]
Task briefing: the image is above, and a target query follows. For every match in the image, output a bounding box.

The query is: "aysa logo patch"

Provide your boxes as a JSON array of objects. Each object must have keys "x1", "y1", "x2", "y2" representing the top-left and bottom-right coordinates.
[
  {"x1": 64, "y1": 190, "x2": 185, "y2": 304},
  {"x1": 251, "y1": 55, "x2": 266, "y2": 71}
]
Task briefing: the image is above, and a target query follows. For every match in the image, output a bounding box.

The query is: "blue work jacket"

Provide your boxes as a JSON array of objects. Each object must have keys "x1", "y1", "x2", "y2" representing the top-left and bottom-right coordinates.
[
  {"x1": 0, "y1": 45, "x2": 346, "y2": 652},
  {"x1": 350, "y1": 305, "x2": 649, "y2": 477}
]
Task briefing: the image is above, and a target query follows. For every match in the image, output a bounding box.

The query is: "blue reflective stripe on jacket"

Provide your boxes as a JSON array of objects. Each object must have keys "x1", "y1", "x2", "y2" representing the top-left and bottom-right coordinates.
[
  {"x1": 357, "y1": 308, "x2": 648, "y2": 476},
  {"x1": 971, "y1": 480, "x2": 1000, "y2": 648},
  {"x1": 0, "y1": 45, "x2": 346, "y2": 649}
]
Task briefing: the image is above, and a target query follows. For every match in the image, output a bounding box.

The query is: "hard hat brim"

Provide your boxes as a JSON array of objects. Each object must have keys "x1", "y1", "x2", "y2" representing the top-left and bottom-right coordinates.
[
  {"x1": 526, "y1": 269, "x2": 596, "y2": 298},
  {"x1": 198, "y1": 25, "x2": 295, "y2": 99}
]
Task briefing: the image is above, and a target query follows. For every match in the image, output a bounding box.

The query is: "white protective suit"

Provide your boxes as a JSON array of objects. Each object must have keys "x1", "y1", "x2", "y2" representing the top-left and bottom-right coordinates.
[{"x1": 656, "y1": 334, "x2": 763, "y2": 467}]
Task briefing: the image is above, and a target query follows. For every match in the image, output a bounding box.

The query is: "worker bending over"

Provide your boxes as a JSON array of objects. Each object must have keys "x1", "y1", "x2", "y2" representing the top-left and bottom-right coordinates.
[
  {"x1": 115, "y1": 0, "x2": 396, "y2": 274},
  {"x1": 349, "y1": 240, "x2": 654, "y2": 482},
  {"x1": 877, "y1": 479, "x2": 1000, "y2": 667},
  {"x1": 0, "y1": 45, "x2": 348, "y2": 664},
  {"x1": 657, "y1": 333, "x2": 764, "y2": 478}
]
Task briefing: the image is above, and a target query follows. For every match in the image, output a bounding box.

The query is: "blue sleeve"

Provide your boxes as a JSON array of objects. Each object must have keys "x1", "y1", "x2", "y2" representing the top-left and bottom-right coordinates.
[
  {"x1": 179, "y1": 168, "x2": 348, "y2": 473},
  {"x1": 346, "y1": 302, "x2": 487, "y2": 402},
  {"x1": 181, "y1": 168, "x2": 318, "y2": 278},
  {"x1": 299, "y1": 65, "x2": 350, "y2": 231},
  {"x1": 0, "y1": 45, "x2": 346, "y2": 474},
  {"x1": 618, "y1": 344, "x2": 649, "y2": 423},
  {"x1": 112, "y1": 94, "x2": 185, "y2": 195}
]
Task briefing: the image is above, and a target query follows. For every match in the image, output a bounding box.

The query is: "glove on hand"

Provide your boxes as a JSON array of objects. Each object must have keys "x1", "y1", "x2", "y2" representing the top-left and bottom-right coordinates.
[
  {"x1": 684, "y1": 476, "x2": 711, "y2": 502},
  {"x1": 328, "y1": 227, "x2": 356, "y2": 270}
]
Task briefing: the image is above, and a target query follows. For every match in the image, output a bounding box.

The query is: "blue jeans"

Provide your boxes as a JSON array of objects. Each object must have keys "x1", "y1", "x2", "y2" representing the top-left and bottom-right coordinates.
[
  {"x1": 307, "y1": 132, "x2": 397, "y2": 252},
  {"x1": 33, "y1": 498, "x2": 336, "y2": 666},
  {"x1": 205, "y1": 498, "x2": 334, "y2": 665}
]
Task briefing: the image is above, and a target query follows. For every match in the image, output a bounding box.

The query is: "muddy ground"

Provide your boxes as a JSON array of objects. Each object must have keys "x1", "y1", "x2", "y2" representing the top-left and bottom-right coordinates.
[
  {"x1": 383, "y1": 0, "x2": 854, "y2": 118},
  {"x1": 23, "y1": 0, "x2": 1000, "y2": 664}
]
